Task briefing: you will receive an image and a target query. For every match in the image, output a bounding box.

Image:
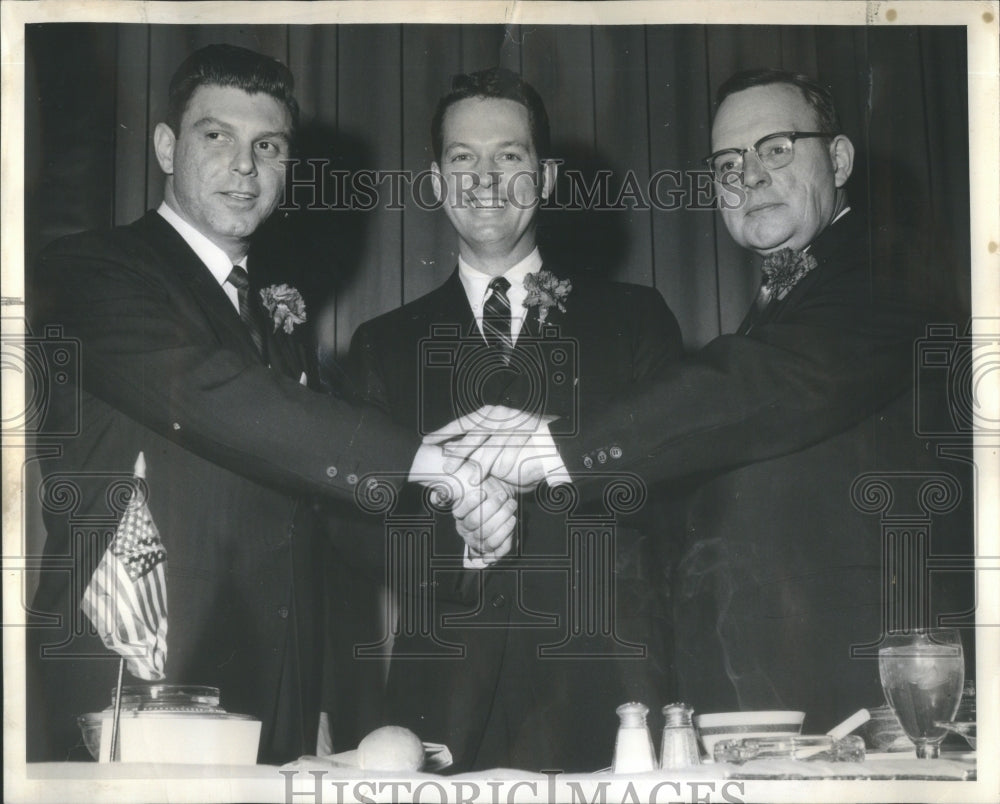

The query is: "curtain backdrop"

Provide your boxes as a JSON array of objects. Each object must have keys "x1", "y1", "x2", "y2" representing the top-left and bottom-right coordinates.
[{"x1": 26, "y1": 23, "x2": 970, "y2": 355}]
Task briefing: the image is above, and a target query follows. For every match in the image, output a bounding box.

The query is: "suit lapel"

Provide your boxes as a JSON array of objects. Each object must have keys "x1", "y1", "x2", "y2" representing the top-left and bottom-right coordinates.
[
  {"x1": 136, "y1": 213, "x2": 265, "y2": 363},
  {"x1": 498, "y1": 264, "x2": 574, "y2": 415},
  {"x1": 252, "y1": 273, "x2": 309, "y2": 381},
  {"x1": 440, "y1": 269, "x2": 482, "y2": 342},
  {"x1": 739, "y1": 214, "x2": 862, "y2": 333},
  {"x1": 135, "y1": 212, "x2": 308, "y2": 379}
]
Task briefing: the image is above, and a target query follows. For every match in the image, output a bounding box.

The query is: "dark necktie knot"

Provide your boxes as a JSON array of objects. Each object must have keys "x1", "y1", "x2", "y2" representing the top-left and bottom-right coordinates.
[
  {"x1": 489, "y1": 276, "x2": 511, "y2": 296},
  {"x1": 226, "y1": 265, "x2": 250, "y2": 291},
  {"x1": 226, "y1": 265, "x2": 265, "y2": 359}
]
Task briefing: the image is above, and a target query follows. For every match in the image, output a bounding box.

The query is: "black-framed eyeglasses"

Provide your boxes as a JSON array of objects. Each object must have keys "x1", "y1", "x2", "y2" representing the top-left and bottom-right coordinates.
[{"x1": 704, "y1": 131, "x2": 831, "y2": 184}]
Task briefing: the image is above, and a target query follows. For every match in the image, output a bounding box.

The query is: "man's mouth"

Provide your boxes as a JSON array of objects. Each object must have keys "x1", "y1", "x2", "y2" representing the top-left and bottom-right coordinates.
[
  {"x1": 221, "y1": 191, "x2": 258, "y2": 202},
  {"x1": 468, "y1": 196, "x2": 506, "y2": 209},
  {"x1": 744, "y1": 201, "x2": 780, "y2": 216}
]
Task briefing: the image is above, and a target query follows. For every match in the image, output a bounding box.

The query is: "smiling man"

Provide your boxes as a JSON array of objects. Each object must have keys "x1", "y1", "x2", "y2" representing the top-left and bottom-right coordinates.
[
  {"x1": 440, "y1": 68, "x2": 972, "y2": 732},
  {"x1": 26, "y1": 44, "x2": 511, "y2": 764},
  {"x1": 343, "y1": 68, "x2": 682, "y2": 771}
]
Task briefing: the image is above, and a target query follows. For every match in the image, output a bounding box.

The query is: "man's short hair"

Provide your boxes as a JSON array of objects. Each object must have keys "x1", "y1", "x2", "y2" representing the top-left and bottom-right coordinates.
[
  {"x1": 431, "y1": 67, "x2": 551, "y2": 163},
  {"x1": 165, "y1": 43, "x2": 299, "y2": 134},
  {"x1": 715, "y1": 69, "x2": 841, "y2": 134}
]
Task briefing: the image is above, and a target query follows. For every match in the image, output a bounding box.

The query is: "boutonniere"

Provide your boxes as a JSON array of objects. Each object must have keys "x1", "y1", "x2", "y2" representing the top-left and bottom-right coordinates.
[
  {"x1": 259, "y1": 284, "x2": 307, "y2": 334},
  {"x1": 761, "y1": 248, "x2": 818, "y2": 301},
  {"x1": 522, "y1": 270, "x2": 572, "y2": 324}
]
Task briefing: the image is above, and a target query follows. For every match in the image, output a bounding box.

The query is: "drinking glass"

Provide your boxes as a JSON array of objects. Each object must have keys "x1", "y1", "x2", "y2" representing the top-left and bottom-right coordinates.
[{"x1": 878, "y1": 629, "x2": 964, "y2": 759}]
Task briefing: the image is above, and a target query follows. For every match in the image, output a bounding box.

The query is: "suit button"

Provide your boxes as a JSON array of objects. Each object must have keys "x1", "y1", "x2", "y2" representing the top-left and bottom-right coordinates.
[
  {"x1": 491, "y1": 594, "x2": 506, "y2": 608},
  {"x1": 326, "y1": 466, "x2": 338, "y2": 478},
  {"x1": 583, "y1": 456, "x2": 593, "y2": 469},
  {"x1": 172, "y1": 422, "x2": 181, "y2": 431},
  {"x1": 277, "y1": 606, "x2": 289, "y2": 619},
  {"x1": 347, "y1": 473, "x2": 358, "y2": 485},
  {"x1": 597, "y1": 450, "x2": 607, "y2": 464},
  {"x1": 610, "y1": 446, "x2": 622, "y2": 459}
]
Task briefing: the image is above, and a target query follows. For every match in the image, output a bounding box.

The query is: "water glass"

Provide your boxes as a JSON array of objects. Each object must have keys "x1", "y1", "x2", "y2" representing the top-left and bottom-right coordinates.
[{"x1": 878, "y1": 629, "x2": 964, "y2": 759}]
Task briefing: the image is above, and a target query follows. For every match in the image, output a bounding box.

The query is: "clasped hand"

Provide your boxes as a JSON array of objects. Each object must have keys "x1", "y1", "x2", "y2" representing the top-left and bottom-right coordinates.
[{"x1": 411, "y1": 405, "x2": 555, "y2": 565}]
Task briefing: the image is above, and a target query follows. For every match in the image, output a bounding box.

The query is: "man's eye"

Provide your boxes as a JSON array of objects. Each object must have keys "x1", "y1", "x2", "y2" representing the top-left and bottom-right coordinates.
[
  {"x1": 206, "y1": 132, "x2": 226, "y2": 141},
  {"x1": 255, "y1": 140, "x2": 283, "y2": 156},
  {"x1": 498, "y1": 152, "x2": 522, "y2": 162},
  {"x1": 450, "y1": 153, "x2": 472, "y2": 162},
  {"x1": 714, "y1": 156, "x2": 739, "y2": 174},
  {"x1": 761, "y1": 141, "x2": 792, "y2": 159}
]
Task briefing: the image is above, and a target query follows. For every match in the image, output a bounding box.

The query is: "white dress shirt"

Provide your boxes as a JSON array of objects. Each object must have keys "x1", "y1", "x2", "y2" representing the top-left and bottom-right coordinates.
[
  {"x1": 457, "y1": 248, "x2": 543, "y2": 345},
  {"x1": 158, "y1": 202, "x2": 310, "y2": 388},
  {"x1": 158, "y1": 201, "x2": 246, "y2": 312}
]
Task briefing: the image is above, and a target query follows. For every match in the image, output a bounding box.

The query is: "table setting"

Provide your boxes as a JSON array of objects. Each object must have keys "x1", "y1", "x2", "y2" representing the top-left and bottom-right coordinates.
[{"x1": 26, "y1": 626, "x2": 977, "y2": 804}]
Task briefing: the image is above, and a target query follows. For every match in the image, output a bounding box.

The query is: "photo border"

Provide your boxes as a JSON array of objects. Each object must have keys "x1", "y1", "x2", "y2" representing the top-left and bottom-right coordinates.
[{"x1": 3, "y1": 2, "x2": 997, "y2": 802}]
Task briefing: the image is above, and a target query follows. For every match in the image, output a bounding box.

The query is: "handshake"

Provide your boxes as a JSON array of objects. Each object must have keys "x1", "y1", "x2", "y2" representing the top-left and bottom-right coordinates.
[{"x1": 409, "y1": 405, "x2": 565, "y2": 566}]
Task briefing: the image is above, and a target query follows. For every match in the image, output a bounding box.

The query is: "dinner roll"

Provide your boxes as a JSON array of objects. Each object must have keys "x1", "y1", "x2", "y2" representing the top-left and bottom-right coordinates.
[{"x1": 357, "y1": 725, "x2": 424, "y2": 771}]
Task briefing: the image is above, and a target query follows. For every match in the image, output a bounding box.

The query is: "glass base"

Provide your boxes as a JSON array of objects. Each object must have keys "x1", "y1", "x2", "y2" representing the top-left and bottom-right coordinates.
[{"x1": 915, "y1": 741, "x2": 943, "y2": 759}]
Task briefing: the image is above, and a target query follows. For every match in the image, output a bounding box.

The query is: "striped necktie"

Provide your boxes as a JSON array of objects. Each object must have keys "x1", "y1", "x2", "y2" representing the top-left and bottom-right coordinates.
[
  {"x1": 482, "y1": 276, "x2": 513, "y2": 363},
  {"x1": 226, "y1": 265, "x2": 265, "y2": 358}
]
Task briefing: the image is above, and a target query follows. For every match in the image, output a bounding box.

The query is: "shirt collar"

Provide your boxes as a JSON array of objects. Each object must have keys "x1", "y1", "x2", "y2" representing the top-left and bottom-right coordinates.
[
  {"x1": 458, "y1": 248, "x2": 543, "y2": 311},
  {"x1": 830, "y1": 205, "x2": 851, "y2": 226},
  {"x1": 804, "y1": 206, "x2": 851, "y2": 253},
  {"x1": 158, "y1": 202, "x2": 246, "y2": 286}
]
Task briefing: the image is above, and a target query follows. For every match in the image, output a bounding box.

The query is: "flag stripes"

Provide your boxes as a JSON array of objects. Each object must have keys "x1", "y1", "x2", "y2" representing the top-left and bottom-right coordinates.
[{"x1": 81, "y1": 464, "x2": 168, "y2": 681}]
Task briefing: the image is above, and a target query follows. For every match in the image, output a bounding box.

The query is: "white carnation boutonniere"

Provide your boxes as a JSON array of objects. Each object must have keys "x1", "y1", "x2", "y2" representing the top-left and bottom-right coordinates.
[
  {"x1": 522, "y1": 270, "x2": 572, "y2": 325},
  {"x1": 761, "y1": 248, "x2": 819, "y2": 301},
  {"x1": 259, "y1": 284, "x2": 307, "y2": 334}
]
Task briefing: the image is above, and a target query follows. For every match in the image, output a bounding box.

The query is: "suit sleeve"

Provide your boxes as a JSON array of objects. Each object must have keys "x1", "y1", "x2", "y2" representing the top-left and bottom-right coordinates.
[
  {"x1": 33, "y1": 240, "x2": 421, "y2": 502},
  {"x1": 625, "y1": 284, "x2": 684, "y2": 382},
  {"x1": 345, "y1": 320, "x2": 393, "y2": 414},
  {"x1": 556, "y1": 264, "x2": 926, "y2": 486}
]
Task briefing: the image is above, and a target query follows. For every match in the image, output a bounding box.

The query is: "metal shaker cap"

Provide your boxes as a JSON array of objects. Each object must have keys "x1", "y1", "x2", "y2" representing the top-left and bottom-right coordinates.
[{"x1": 662, "y1": 702, "x2": 694, "y2": 727}]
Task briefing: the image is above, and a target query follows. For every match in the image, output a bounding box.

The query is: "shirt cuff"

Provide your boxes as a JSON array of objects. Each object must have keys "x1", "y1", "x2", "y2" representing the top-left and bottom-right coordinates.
[
  {"x1": 463, "y1": 544, "x2": 492, "y2": 569},
  {"x1": 528, "y1": 422, "x2": 573, "y2": 485}
]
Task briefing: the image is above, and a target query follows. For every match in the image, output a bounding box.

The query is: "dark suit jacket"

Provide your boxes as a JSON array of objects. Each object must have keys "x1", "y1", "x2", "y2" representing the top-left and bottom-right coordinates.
[
  {"x1": 26, "y1": 211, "x2": 421, "y2": 763},
  {"x1": 345, "y1": 267, "x2": 683, "y2": 771},
  {"x1": 556, "y1": 212, "x2": 974, "y2": 731}
]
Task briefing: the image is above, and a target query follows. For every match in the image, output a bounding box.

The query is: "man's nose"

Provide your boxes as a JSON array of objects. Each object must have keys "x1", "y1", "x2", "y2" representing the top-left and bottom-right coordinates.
[
  {"x1": 741, "y1": 149, "x2": 771, "y2": 188},
  {"x1": 478, "y1": 169, "x2": 500, "y2": 188},
  {"x1": 230, "y1": 143, "x2": 258, "y2": 176}
]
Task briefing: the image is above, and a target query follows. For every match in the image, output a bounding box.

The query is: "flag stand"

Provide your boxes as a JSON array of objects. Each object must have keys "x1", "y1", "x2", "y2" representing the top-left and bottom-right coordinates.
[{"x1": 109, "y1": 657, "x2": 125, "y2": 762}]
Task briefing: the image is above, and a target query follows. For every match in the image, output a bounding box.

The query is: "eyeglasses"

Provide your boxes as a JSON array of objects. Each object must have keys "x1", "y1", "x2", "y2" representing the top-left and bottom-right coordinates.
[{"x1": 704, "y1": 131, "x2": 830, "y2": 184}]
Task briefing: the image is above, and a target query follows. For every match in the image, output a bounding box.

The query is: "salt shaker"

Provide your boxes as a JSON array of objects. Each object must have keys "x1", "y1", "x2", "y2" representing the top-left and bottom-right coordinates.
[
  {"x1": 660, "y1": 703, "x2": 701, "y2": 769},
  {"x1": 613, "y1": 702, "x2": 658, "y2": 773}
]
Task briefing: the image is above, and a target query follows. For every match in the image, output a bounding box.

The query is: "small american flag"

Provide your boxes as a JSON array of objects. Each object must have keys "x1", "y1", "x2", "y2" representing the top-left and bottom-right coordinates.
[{"x1": 81, "y1": 452, "x2": 168, "y2": 680}]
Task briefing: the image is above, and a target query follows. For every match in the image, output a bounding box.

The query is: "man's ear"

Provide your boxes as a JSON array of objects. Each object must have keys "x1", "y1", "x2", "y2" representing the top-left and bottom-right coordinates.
[
  {"x1": 829, "y1": 134, "x2": 855, "y2": 188},
  {"x1": 540, "y1": 159, "x2": 559, "y2": 201},
  {"x1": 430, "y1": 162, "x2": 443, "y2": 204},
  {"x1": 153, "y1": 123, "x2": 177, "y2": 175}
]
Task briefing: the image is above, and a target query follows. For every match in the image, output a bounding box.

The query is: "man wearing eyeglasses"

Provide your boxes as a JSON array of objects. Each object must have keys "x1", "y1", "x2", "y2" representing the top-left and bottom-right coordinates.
[{"x1": 438, "y1": 68, "x2": 972, "y2": 732}]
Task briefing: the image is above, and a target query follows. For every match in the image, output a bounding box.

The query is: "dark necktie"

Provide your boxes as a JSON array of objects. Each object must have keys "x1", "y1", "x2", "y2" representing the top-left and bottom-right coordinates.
[
  {"x1": 226, "y1": 265, "x2": 265, "y2": 358},
  {"x1": 482, "y1": 276, "x2": 513, "y2": 362}
]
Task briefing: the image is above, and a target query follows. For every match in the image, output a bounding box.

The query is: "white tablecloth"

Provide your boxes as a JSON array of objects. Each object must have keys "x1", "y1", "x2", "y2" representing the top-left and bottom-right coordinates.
[{"x1": 11, "y1": 754, "x2": 979, "y2": 803}]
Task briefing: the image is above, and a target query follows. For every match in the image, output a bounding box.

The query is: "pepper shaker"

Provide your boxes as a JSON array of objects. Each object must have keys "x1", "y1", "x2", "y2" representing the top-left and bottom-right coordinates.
[
  {"x1": 660, "y1": 703, "x2": 701, "y2": 769},
  {"x1": 613, "y1": 702, "x2": 658, "y2": 773}
]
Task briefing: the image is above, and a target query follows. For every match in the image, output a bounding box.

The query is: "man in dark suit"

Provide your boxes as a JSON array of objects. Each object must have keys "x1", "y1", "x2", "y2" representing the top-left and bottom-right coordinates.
[
  {"x1": 26, "y1": 44, "x2": 514, "y2": 764},
  {"x1": 344, "y1": 68, "x2": 683, "y2": 771},
  {"x1": 439, "y1": 69, "x2": 973, "y2": 733}
]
